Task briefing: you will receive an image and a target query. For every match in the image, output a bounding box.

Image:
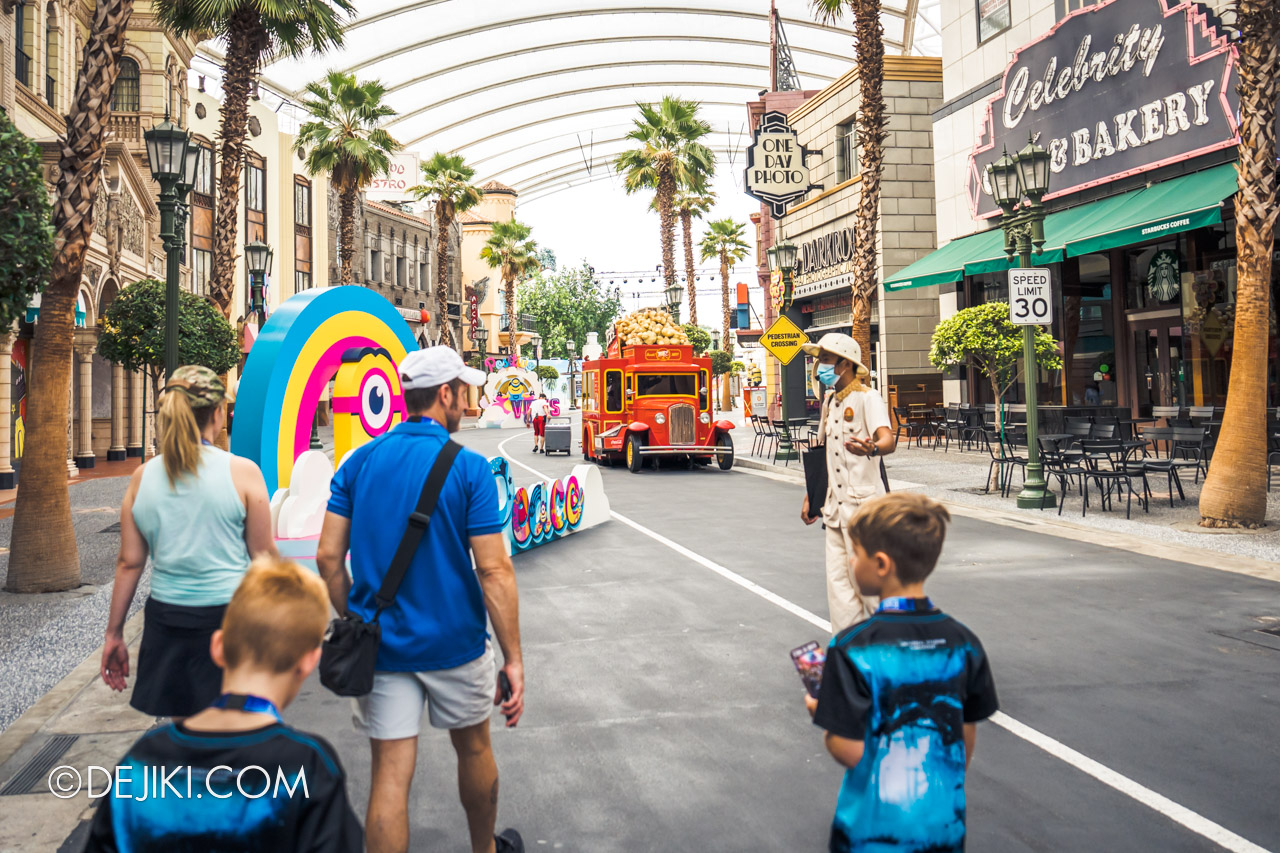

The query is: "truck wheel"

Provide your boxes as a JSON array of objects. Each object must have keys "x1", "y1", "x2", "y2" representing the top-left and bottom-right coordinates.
[
  {"x1": 626, "y1": 434, "x2": 645, "y2": 473},
  {"x1": 716, "y1": 433, "x2": 734, "y2": 471}
]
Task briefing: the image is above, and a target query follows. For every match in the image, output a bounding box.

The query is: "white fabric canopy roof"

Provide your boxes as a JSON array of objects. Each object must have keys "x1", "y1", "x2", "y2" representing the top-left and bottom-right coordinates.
[{"x1": 255, "y1": 0, "x2": 941, "y2": 202}]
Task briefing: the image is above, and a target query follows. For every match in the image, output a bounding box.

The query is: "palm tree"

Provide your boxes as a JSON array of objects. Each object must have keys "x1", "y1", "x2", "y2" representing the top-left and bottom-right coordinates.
[
  {"x1": 1199, "y1": 0, "x2": 1278, "y2": 528},
  {"x1": 7, "y1": 0, "x2": 134, "y2": 593},
  {"x1": 295, "y1": 71, "x2": 399, "y2": 288},
  {"x1": 699, "y1": 218, "x2": 751, "y2": 410},
  {"x1": 615, "y1": 97, "x2": 715, "y2": 300},
  {"x1": 811, "y1": 0, "x2": 888, "y2": 358},
  {"x1": 480, "y1": 219, "x2": 539, "y2": 354},
  {"x1": 155, "y1": 0, "x2": 354, "y2": 317},
  {"x1": 665, "y1": 188, "x2": 715, "y2": 326},
  {"x1": 411, "y1": 153, "x2": 484, "y2": 349}
]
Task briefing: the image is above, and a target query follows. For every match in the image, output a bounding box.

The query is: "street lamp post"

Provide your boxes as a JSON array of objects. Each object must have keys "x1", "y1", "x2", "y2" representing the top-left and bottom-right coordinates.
[
  {"x1": 566, "y1": 339, "x2": 577, "y2": 410},
  {"x1": 143, "y1": 116, "x2": 196, "y2": 379},
  {"x1": 476, "y1": 326, "x2": 489, "y2": 364},
  {"x1": 766, "y1": 239, "x2": 799, "y2": 430},
  {"x1": 664, "y1": 278, "x2": 684, "y2": 324},
  {"x1": 244, "y1": 240, "x2": 273, "y2": 329},
  {"x1": 987, "y1": 140, "x2": 1054, "y2": 510}
]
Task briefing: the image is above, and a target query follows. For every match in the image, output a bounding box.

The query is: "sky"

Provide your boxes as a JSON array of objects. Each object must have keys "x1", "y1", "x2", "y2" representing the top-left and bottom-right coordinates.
[{"x1": 518, "y1": 168, "x2": 762, "y2": 324}]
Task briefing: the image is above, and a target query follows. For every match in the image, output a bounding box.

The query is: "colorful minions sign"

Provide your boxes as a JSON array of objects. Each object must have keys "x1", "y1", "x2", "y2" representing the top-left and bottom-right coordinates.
[{"x1": 232, "y1": 287, "x2": 608, "y2": 564}]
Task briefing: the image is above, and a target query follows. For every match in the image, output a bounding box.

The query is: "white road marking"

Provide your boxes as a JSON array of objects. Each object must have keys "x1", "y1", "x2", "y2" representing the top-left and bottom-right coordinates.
[{"x1": 493, "y1": 432, "x2": 1272, "y2": 853}]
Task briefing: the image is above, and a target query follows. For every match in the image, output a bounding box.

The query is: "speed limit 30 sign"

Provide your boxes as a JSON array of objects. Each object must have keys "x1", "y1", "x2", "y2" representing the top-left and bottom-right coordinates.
[{"x1": 1009, "y1": 268, "x2": 1052, "y2": 325}]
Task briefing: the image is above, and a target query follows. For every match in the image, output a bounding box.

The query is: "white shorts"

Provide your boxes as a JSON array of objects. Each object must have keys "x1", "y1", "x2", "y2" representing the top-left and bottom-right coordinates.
[{"x1": 353, "y1": 641, "x2": 496, "y2": 738}]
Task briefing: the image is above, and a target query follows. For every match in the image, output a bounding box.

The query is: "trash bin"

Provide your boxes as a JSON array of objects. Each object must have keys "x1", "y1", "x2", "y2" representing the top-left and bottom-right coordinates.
[{"x1": 544, "y1": 416, "x2": 573, "y2": 456}]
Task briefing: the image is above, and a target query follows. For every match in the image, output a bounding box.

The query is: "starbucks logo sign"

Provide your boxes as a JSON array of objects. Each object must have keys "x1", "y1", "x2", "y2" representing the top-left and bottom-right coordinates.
[{"x1": 1146, "y1": 249, "x2": 1181, "y2": 302}]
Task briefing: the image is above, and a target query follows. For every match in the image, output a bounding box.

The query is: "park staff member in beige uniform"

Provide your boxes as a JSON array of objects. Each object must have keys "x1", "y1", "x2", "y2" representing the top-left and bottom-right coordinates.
[{"x1": 799, "y1": 333, "x2": 894, "y2": 631}]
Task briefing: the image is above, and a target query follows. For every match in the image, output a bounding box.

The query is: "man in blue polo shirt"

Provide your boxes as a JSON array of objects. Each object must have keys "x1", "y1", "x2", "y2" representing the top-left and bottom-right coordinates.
[{"x1": 317, "y1": 346, "x2": 525, "y2": 853}]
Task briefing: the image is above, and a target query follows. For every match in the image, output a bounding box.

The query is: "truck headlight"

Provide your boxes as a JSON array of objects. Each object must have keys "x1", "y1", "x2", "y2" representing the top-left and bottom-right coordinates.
[
  {"x1": 655, "y1": 413, "x2": 666, "y2": 425},
  {"x1": 700, "y1": 413, "x2": 711, "y2": 424}
]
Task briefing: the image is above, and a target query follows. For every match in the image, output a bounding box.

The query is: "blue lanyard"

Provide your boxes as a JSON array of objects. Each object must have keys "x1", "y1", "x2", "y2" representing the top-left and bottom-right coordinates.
[
  {"x1": 877, "y1": 596, "x2": 934, "y2": 614},
  {"x1": 210, "y1": 693, "x2": 284, "y2": 723}
]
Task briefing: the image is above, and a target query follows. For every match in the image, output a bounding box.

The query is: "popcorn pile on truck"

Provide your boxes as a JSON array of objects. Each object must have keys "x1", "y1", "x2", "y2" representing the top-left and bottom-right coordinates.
[{"x1": 580, "y1": 308, "x2": 736, "y2": 473}]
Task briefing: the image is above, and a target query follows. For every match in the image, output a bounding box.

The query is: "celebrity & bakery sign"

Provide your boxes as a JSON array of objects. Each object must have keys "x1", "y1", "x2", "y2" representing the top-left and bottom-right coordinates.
[{"x1": 967, "y1": 0, "x2": 1242, "y2": 218}]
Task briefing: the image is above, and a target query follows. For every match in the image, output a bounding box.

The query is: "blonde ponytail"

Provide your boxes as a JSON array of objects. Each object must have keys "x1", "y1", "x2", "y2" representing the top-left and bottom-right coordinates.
[{"x1": 157, "y1": 389, "x2": 203, "y2": 488}]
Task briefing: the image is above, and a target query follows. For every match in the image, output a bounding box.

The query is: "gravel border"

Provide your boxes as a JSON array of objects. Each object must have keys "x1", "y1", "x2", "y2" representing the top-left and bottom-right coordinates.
[{"x1": 0, "y1": 477, "x2": 146, "y2": 733}]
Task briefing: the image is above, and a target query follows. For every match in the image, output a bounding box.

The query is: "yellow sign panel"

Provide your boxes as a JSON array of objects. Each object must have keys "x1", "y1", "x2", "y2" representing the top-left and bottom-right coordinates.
[{"x1": 759, "y1": 315, "x2": 808, "y2": 366}]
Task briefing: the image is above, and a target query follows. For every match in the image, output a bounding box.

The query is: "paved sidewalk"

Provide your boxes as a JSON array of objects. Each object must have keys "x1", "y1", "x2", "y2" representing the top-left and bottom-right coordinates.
[{"x1": 731, "y1": 426, "x2": 1280, "y2": 564}]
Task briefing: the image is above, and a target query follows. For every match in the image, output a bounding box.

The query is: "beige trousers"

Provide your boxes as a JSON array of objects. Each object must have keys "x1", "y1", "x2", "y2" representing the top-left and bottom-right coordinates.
[{"x1": 825, "y1": 524, "x2": 877, "y2": 633}]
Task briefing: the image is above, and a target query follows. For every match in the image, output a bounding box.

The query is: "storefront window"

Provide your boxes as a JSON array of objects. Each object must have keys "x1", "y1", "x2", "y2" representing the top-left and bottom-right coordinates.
[
  {"x1": 1123, "y1": 240, "x2": 1181, "y2": 312},
  {"x1": 1060, "y1": 254, "x2": 1117, "y2": 407}
]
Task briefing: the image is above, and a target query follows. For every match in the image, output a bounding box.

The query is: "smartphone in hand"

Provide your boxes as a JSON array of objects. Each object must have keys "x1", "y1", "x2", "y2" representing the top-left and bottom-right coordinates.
[
  {"x1": 498, "y1": 671, "x2": 515, "y2": 724},
  {"x1": 790, "y1": 641, "x2": 826, "y2": 699}
]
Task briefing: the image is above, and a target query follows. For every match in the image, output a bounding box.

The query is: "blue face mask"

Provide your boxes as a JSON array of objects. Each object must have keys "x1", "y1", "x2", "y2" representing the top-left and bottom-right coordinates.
[{"x1": 816, "y1": 364, "x2": 839, "y2": 386}]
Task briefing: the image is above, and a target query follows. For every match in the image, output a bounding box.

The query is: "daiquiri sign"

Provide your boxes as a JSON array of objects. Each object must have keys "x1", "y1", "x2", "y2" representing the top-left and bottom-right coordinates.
[
  {"x1": 967, "y1": 0, "x2": 1241, "y2": 219},
  {"x1": 744, "y1": 111, "x2": 822, "y2": 218}
]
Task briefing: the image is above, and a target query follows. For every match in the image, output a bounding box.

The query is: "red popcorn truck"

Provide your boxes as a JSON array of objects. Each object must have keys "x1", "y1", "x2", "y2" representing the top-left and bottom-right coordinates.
[{"x1": 580, "y1": 338, "x2": 736, "y2": 473}]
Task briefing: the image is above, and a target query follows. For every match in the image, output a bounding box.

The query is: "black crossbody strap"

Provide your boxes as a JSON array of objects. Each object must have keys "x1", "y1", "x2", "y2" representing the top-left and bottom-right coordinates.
[{"x1": 372, "y1": 440, "x2": 463, "y2": 616}]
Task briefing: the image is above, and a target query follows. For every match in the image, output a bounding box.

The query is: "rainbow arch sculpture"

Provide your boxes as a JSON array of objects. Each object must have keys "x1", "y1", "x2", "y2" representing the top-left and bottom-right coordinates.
[{"x1": 230, "y1": 286, "x2": 418, "y2": 495}]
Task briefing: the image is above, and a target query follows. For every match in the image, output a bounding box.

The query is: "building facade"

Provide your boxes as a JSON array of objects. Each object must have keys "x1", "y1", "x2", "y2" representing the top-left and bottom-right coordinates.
[
  {"x1": 188, "y1": 83, "x2": 332, "y2": 346},
  {"x1": 324, "y1": 191, "x2": 461, "y2": 346},
  {"x1": 0, "y1": 1, "x2": 196, "y2": 482},
  {"x1": 896, "y1": 0, "x2": 1278, "y2": 415},
  {"x1": 459, "y1": 180, "x2": 538, "y2": 358},
  {"x1": 749, "y1": 57, "x2": 945, "y2": 418}
]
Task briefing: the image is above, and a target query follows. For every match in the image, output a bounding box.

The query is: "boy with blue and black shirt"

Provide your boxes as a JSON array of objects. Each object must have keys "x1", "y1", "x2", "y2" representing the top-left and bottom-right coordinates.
[
  {"x1": 85, "y1": 557, "x2": 362, "y2": 852},
  {"x1": 805, "y1": 493, "x2": 998, "y2": 853}
]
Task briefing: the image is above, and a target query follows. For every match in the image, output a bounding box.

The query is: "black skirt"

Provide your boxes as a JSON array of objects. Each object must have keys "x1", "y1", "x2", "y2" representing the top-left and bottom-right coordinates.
[{"x1": 129, "y1": 597, "x2": 227, "y2": 718}]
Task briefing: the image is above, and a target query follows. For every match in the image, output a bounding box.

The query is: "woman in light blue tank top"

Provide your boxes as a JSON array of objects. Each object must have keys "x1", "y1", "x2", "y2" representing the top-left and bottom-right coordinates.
[{"x1": 100, "y1": 366, "x2": 277, "y2": 718}]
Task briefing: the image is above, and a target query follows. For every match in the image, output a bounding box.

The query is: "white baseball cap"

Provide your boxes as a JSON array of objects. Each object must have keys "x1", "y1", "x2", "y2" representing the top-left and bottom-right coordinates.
[{"x1": 399, "y1": 346, "x2": 486, "y2": 390}]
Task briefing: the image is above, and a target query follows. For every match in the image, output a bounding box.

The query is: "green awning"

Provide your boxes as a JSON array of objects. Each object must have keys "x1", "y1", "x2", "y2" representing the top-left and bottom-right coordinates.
[
  {"x1": 883, "y1": 163, "x2": 1237, "y2": 291},
  {"x1": 882, "y1": 229, "x2": 998, "y2": 291},
  {"x1": 1062, "y1": 163, "x2": 1237, "y2": 257}
]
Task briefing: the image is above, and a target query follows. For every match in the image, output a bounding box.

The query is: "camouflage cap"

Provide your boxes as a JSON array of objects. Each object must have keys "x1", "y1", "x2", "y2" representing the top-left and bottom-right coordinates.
[{"x1": 164, "y1": 365, "x2": 225, "y2": 407}]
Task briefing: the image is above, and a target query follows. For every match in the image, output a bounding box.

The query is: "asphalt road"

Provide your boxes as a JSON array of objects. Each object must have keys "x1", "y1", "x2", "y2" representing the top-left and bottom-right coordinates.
[{"x1": 285, "y1": 421, "x2": 1280, "y2": 853}]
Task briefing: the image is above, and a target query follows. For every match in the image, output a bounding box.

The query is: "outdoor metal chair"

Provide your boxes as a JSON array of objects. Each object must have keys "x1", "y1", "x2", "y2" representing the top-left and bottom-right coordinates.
[
  {"x1": 1152, "y1": 405, "x2": 1180, "y2": 425},
  {"x1": 1040, "y1": 437, "x2": 1088, "y2": 516},
  {"x1": 1088, "y1": 422, "x2": 1117, "y2": 439},
  {"x1": 1137, "y1": 426, "x2": 1173, "y2": 458},
  {"x1": 758, "y1": 417, "x2": 778, "y2": 460},
  {"x1": 959, "y1": 409, "x2": 986, "y2": 451},
  {"x1": 748, "y1": 415, "x2": 766, "y2": 457},
  {"x1": 1066, "y1": 421, "x2": 1093, "y2": 442},
  {"x1": 1078, "y1": 439, "x2": 1149, "y2": 519},
  {"x1": 925, "y1": 407, "x2": 949, "y2": 450},
  {"x1": 892, "y1": 406, "x2": 927, "y2": 449},
  {"x1": 981, "y1": 428, "x2": 1024, "y2": 498},
  {"x1": 771, "y1": 419, "x2": 808, "y2": 467},
  {"x1": 1188, "y1": 405, "x2": 1215, "y2": 424},
  {"x1": 1268, "y1": 431, "x2": 1280, "y2": 492},
  {"x1": 1170, "y1": 427, "x2": 1210, "y2": 483}
]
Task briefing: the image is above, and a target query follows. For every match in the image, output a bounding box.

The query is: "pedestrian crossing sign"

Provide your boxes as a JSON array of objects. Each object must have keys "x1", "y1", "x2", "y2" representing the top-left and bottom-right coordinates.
[{"x1": 759, "y1": 315, "x2": 807, "y2": 366}]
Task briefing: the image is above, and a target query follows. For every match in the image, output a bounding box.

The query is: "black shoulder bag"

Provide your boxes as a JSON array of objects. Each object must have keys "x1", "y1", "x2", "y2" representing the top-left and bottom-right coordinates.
[{"x1": 319, "y1": 440, "x2": 463, "y2": 697}]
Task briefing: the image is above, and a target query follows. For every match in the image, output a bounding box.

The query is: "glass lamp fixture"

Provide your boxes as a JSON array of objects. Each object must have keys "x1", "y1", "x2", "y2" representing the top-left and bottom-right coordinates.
[
  {"x1": 177, "y1": 144, "x2": 202, "y2": 197},
  {"x1": 1016, "y1": 138, "x2": 1051, "y2": 202},
  {"x1": 143, "y1": 116, "x2": 190, "y2": 185},
  {"x1": 768, "y1": 238, "x2": 798, "y2": 273},
  {"x1": 986, "y1": 146, "x2": 1021, "y2": 210},
  {"x1": 664, "y1": 279, "x2": 684, "y2": 314},
  {"x1": 244, "y1": 240, "x2": 273, "y2": 277}
]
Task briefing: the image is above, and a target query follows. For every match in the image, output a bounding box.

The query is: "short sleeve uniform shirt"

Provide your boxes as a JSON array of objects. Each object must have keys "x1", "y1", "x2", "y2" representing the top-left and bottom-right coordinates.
[
  {"x1": 821, "y1": 387, "x2": 892, "y2": 528},
  {"x1": 327, "y1": 418, "x2": 503, "y2": 671},
  {"x1": 813, "y1": 602, "x2": 999, "y2": 853}
]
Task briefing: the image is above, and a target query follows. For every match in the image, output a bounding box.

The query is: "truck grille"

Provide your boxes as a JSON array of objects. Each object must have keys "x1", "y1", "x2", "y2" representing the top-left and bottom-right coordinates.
[{"x1": 669, "y1": 404, "x2": 695, "y2": 445}]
